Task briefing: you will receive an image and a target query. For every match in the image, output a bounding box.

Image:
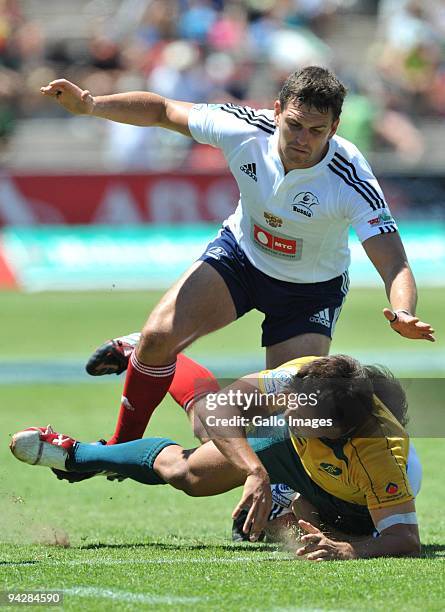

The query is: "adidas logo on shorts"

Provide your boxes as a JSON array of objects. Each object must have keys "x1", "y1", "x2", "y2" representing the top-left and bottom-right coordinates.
[
  {"x1": 240, "y1": 162, "x2": 257, "y2": 182},
  {"x1": 309, "y1": 308, "x2": 331, "y2": 328}
]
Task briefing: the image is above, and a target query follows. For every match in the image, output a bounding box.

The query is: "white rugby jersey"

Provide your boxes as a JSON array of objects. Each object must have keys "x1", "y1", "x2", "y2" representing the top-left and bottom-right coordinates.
[{"x1": 188, "y1": 103, "x2": 398, "y2": 283}]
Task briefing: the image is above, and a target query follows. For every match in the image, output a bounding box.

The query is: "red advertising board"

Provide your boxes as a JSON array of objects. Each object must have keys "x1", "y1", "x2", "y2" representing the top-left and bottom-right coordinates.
[
  {"x1": 0, "y1": 173, "x2": 239, "y2": 226},
  {"x1": 1, "y1": 172, "x2": 444, "y2": 226}
]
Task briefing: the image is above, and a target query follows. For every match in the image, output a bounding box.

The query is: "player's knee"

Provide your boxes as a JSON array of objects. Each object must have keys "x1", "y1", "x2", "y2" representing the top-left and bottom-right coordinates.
[
  {"x1": 139, "y1": 325, "x2": 170, "y2": 350},
  {"x1": 163, "y1": 464, "x2": 203, "y2": 497},
  {"x1": 162, "y1": 459, "x2": 192, "y2": 492},
  {"x1": 138, "y1": 321, "x2": 177, "y2": 361}
]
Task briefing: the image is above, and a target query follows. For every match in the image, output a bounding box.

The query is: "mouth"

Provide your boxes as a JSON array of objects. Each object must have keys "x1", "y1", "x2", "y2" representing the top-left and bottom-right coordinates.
[{"x1": 289, "y1": 146, "x2": 309, "y2": 155}]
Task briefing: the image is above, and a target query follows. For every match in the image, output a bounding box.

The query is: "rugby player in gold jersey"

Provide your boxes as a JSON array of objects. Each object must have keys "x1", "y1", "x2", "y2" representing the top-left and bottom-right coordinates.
[{"x1": 10, "y1": 354, "x2": 420, "y2": 560}]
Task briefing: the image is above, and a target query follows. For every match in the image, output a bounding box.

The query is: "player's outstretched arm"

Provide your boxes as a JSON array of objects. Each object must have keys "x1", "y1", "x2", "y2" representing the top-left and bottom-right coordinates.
[
  {"x1": 363, "y1": 233, "x2": 435, "y2": 341},
  {"x1": 296, "y1": 500, "x2": 420, "y2": 560},
  {"x1": 40, "y1": 79, "x2": 193, "y2": 136},
  {"x1": 194, "y1": 375, "x2": 273, "y2": 541}
]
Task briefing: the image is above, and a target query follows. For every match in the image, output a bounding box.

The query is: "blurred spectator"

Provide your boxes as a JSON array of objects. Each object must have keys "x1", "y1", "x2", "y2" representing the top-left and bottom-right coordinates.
[
  {"x1": 337, "y1": 77, "x2": 424, "y2": 164},
  {"x1": 376, "y1": 0, "x2": 444, "y2": 115},
  {"x1": 0, "y1": 0, "x2": 443, "y2": 169},
  {"x1": 179, "y1": 0, "x2": 218, "y2": 42}
]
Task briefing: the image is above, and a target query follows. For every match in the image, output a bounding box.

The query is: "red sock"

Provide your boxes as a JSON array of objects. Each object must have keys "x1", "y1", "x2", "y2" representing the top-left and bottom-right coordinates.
[
  {"x1": 108, "y1": 352, "x2": 176, "y2": 445},
  {"x1": 169, "y1": 353, "x2": 220, "y2": 412}
]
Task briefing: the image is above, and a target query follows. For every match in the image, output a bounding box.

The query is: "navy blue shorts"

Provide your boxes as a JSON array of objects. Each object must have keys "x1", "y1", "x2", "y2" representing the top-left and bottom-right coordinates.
[{"x1": 199, "y1": 227, "x2": 349, "y2": 347}]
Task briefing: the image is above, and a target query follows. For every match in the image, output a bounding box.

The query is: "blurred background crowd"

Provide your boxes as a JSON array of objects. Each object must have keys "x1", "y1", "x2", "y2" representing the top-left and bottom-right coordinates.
[{"x1": 1, "y1": 0, "x2": 445, "y2": 171}]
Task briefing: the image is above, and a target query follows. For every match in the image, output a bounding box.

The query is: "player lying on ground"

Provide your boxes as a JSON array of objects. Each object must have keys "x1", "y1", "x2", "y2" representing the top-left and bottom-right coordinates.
[
  {"x1": 40, "y1": 67, "x2": 434, "y2": 456},
  {"x1": 64, "y1": 333, "x2": 423, "y2": 541},
  {"x1": 84, "y1": 331, "x2": 422, "y2": 497},
  {"x1": 10, "y1": 355, "x2": 421, "y2": 560}
]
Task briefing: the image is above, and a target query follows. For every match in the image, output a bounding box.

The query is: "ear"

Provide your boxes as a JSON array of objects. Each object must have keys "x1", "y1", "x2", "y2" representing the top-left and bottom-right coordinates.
[
  {"x1": 329, "y1": 118, "x2": 340, "y2": 139},
  {"x1": 273, "y1": 99, "x2": 281, "y2": 125}
]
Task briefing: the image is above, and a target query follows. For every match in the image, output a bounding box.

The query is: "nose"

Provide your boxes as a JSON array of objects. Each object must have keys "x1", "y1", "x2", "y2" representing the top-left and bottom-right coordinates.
[{"x1": 295, "y1": 128, "x2": 310, "y2": 146}]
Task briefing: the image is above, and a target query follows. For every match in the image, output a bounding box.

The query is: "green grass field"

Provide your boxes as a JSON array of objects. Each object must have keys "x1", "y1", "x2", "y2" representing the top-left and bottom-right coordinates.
[{"x1": 1, "y1": 288, "x2": 444, "y2": 610}]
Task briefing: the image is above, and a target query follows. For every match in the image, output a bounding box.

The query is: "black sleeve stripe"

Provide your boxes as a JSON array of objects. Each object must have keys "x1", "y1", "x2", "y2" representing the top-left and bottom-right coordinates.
[
  {"x1": 226, "y1": 104, "x2": 276, "y2": 131},
  {"x1": 220, "y1": 105, "x2": 276, "y2": 134},
  {"x1": 220, "y1": 107, "x2": 276, "y2": 134},
  {"x1": 378, "y1": 226, "x2": 398, "y2": 234},
  {"x1": 334, "y1": 152, "x2": 386, "y2": 209},
  {"x1": 241, "y1": 106, "x2": 276, "y2": 130},
  {"x1": 331, "y1": 157, "x2": 384, "y2": 210},
  {"x1": 224, "y1": 102, "x2": 276, "y2": 126},
  {"x1": 350, "y1": 439, "x2": 381, "y2": 504},
  {"x1": 328, "y1": 163, "x2": 378, "y2": 210}
]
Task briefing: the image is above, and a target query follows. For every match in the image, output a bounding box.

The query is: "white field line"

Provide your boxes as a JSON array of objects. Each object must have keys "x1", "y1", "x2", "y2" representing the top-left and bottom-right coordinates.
[
  {"x1": 64, "y1": 595, "x2": 331, "y2": 611},
  {"x1": 64, "y1": 586, "x2": 202, "y2": 604},
  {"x1": 10, "y1": 554, "x2": 297, "y2": 567},
  {"x1": 1, "y1": 349, "x2": 445, "y2": 385}
]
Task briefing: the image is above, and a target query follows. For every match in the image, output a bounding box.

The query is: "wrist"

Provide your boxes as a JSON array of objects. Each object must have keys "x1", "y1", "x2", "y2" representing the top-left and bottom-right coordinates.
[
  {"x1": 89, "y1": 96, "x2": 97, "y2": 116},
  {"x1": 247, "y1": 464, "x2": 269, "y2": 480},
  {"x1": 388, "y1": 308, "x2": 414, "y2": 323}
]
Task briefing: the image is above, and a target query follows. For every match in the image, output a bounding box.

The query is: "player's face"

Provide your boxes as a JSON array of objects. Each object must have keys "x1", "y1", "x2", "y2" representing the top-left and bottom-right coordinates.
[{"x1": 274, "y1": 100, "x2": 339, "y2": 172}]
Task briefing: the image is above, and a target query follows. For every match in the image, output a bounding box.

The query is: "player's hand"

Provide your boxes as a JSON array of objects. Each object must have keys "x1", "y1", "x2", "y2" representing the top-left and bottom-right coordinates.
[
  {"x1": 232, "y1": 471, "x2": 272, "y2": 542},
  {"x1": 383, "y1": 308, "x2": 435, "y2": 342},
  {"x1": 40, "y1": 79, "x2": 94, "y2": 115},
  {"x1": 296, "y1": 520, "x2": 355, "y2": 561}
]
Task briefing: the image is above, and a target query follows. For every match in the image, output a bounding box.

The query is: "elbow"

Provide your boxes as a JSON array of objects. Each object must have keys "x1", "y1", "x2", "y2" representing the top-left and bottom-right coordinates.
[
  {"x1": 398, "y1": 533, "x2": 421, "y2": 558},
  {"x1": 406, "y1": 536, "x2": 421, "y2": 558},
  {"x1": 377, "y1": 527, "x2": 421, "y2": 558}
]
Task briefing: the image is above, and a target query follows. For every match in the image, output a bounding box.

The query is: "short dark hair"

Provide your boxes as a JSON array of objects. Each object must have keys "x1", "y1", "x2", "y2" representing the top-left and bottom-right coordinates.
[
  {"x1": 278, "y1": 66, "x2": 347, "y2": 120},
  {"x1": 289, "y1": 354, "x2": 374, "y2": 436},
  {"x1": 364, "y1": 365, "x2": 409, "y2": 427}
]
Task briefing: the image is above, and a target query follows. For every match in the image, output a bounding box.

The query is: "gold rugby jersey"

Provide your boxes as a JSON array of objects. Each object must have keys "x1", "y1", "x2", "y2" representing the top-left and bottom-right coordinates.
[{"x1": 258, "y1": 356, "x2": 414, "y2": 509}]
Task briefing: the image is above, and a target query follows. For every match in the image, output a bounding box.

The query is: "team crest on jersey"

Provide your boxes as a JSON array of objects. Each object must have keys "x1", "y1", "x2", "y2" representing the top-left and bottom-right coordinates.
[
  {"x1": 292, "y1": 192, "x2": 320, "y2": 218},
  {"x1": 320, "y1": 463, "x2": 342, "y2": 477},
  {"x1": 263, "y1": 211, "x2": 283, "y2": 227}
]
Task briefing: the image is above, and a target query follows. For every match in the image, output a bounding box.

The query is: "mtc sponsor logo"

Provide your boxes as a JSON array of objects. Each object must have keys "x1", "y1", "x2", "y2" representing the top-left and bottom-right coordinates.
[
  {"x1": 292, "y1": 192, "x2": 320, "y2": 218},
  {"x1": 253, "y1": 223, "x2": 302, "y2": 259}
]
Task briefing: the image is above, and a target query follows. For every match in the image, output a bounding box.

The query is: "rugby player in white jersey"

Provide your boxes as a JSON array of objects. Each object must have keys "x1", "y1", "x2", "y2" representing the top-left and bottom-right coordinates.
[{"x1": 40, "y1": 67, "x2": 434, "y2": 464}]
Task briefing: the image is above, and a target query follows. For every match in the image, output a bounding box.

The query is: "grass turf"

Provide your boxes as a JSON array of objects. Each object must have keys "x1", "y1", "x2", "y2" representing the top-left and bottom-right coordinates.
[
  {"x1": 1, "y1": 288, "x2": 444, "y2": 610},
  {"x1": 1, "y1": 286, "x2": 443, "y2": 359}
]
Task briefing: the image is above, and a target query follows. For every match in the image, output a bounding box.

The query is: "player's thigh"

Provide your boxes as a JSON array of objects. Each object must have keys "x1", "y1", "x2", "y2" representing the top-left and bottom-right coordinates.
[
  {"x1": 141, "y1": 261, "x2": 237, "y2": 354},
  {"x1": 266, "y1": 333, "x2": 330, "y2": 369},
  {"x1": 154, "y1": 441, "x2": 244, "y2": 496}
]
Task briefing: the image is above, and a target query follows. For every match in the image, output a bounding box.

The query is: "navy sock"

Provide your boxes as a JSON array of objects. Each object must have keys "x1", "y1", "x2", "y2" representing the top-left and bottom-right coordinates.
[{"x1": 66, "y1": 438, "x2": 178, "y2": 485}]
